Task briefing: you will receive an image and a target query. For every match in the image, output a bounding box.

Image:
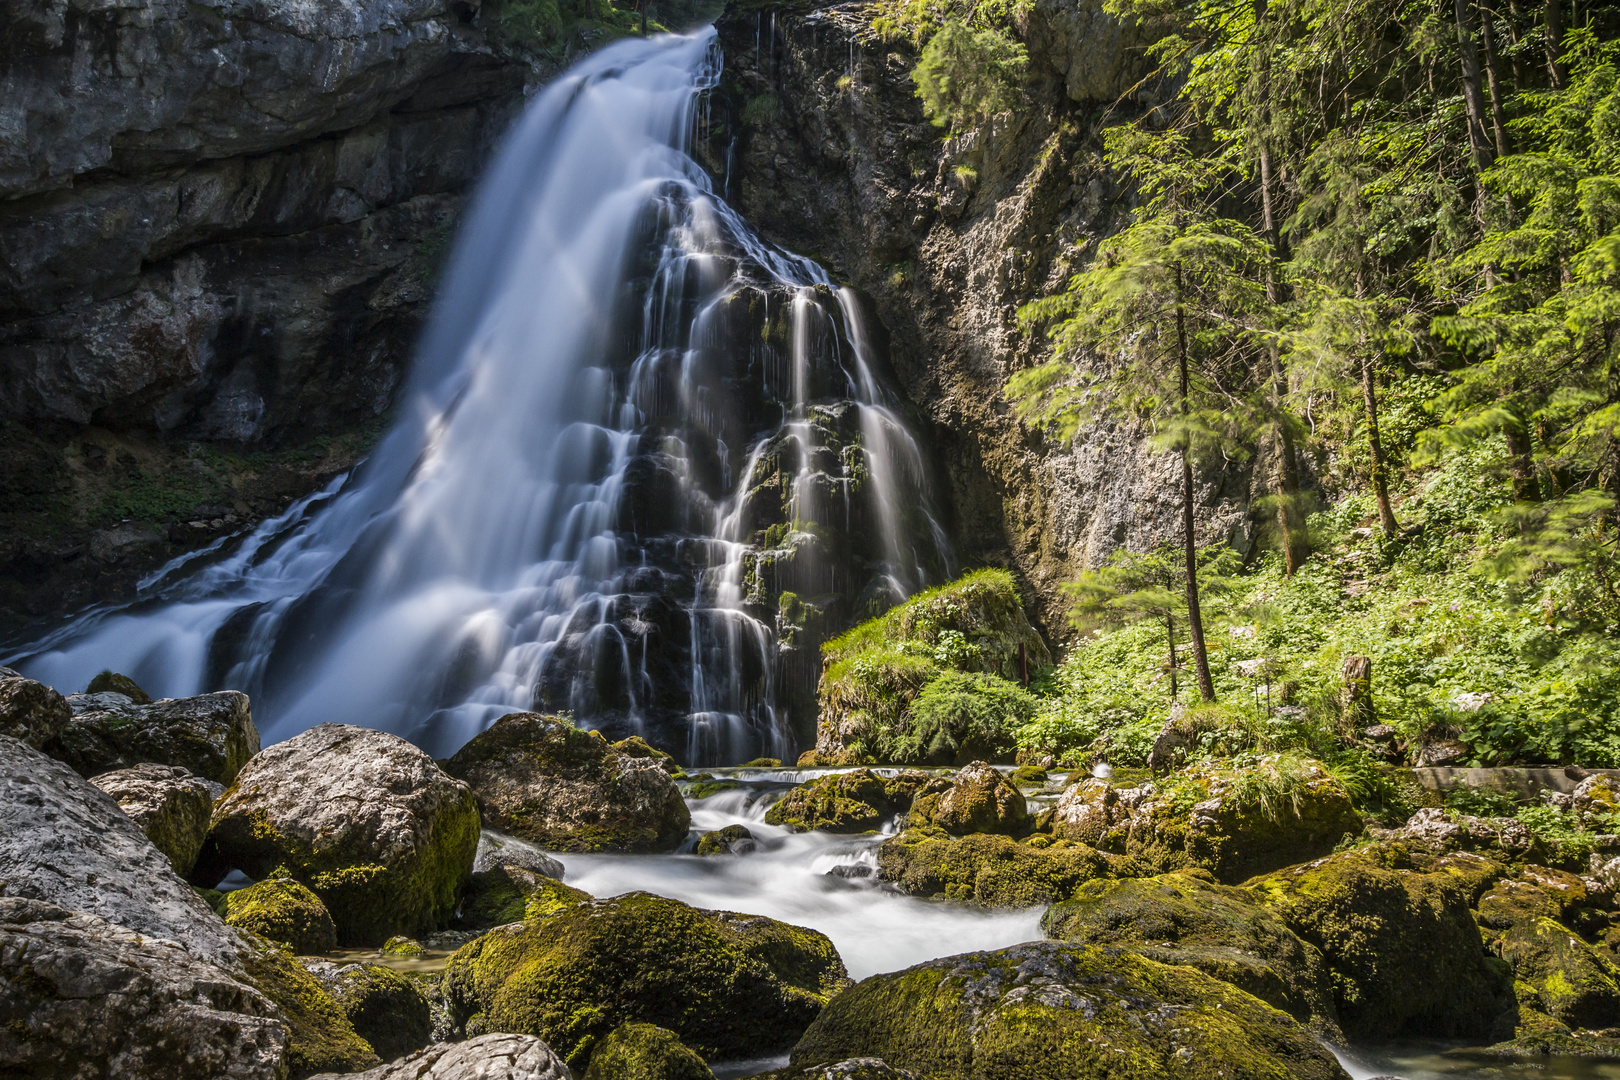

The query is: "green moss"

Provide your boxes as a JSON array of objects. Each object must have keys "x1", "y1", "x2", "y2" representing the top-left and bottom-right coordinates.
[
  {"x1": 1495, "y1": 915, "x2": 1620, "y2": 1029},
  {"x1": 382, "y1": 936, "x2": 425, "y2": 957},
  {"x1": 442, "y1": 892, "x2": 847, "y2": 1065},
  {"x1": 582, "y1": 1022, "x2": 715, "y2": 1079},
  {"x1": 239, "y1": 945, "x2": 377, "y2": 1078},
  {"x1": 790, "y1": 941, "x2": 1347, "y2": 1079},
  {"x1": 222, "y1": 878, "x2": 337, "y2": 954},
  {"x1": 84, "y1": 670, "x2": 151, "y2": 703},
  {"x1": 326, "y1": 963, "x2": 432, "y2": 1063},
  {"x1": 526, "y1": 877, "x2": 592, "y2": 919},
  {"x1": 765, "y1": 770, "x2": 930, "y2": 833},
  {"x1": 876, "y1": 829, "x2": 1117, "y2": 907},
  {"x1": 695, "y1": 824, "x2": 754, "y2": 856}
]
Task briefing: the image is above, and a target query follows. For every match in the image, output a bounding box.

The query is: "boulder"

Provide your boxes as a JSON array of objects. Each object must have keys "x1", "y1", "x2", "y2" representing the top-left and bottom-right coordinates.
[
  {"x1": 907, "y1": 762, "x2": 1027, "y2": 835},
  {"x1": 48, "y1": 689, "x2": 260, "y2": 785},
  {"x1": 91, "y1": 763, "x2": 215, "y2": 875},
  {"x1": 304, "y1": 1033, "x2": 571, "y2": 1080},
  {"x1": 695, "y1": 824, "x2": 756, "y2": 855},
  {"x1": 236, "y1": 946, "x2": 379, "y2": 1076},
  {"x1": 302, "y1": 961, "x2": 433, "y2": 1064},
  {"x1": 581, "y1": 1022, "x2": 715, "y2": 1080},
  {"x1": 205, "y1": 723, "x2": 480, "y2": 945},
  {"x1": 762, "y1": 1064, "x2": 920, "y2": 1080},
  {"x1": 460, "y1": 864, "x2": 590, "y2": 930},
  {"x1": 86, "y1": 671, "x2": 153, "y2": 703},
  {"x1": 876, "y1": 830, "x2": 1113, "y2": 907},
  {"x1": 1250, "y1": 845, "x2": 1511, "y2": 1039},
  {"x1": 474, "y1": 829, "x2": 566, "y2": 879},
  {"x1": 443, "y1": 891, "x2": 848, "y2": 1065},
  {"x1": 789, "y1": 941, "x2": 1350, "y2": 1079},
  {"x1": 1371, "y1": 807, "x2": 1536, "y2": 861},
  {"x1": 441, "y1": 713, "x2": 689, "y2": 853},
  {"x1": 0, "y1": 897, "x2": 287, "y2": 1080},
  {"x1": 765, "y1": 769, "x2": 933, "y2": 833},
  {"x1": 1041, "y1": 871, "x2": 1340, "y2": 1033},
  {"x1": 613, "y1": 736, "x2": 680, "y2": 774},
  {"x1": 0, "y1": 673, "x2": 71, "y2": 748},
  {"x1": 1498, "y1": 915, "x2": 1620, "y2": 1030},
  {"x1": 222, "y1": 878, "x2": 338, "y2": 954},
  {"x1": 0, "y1": 733, "x2": 242, "y2": 966}
]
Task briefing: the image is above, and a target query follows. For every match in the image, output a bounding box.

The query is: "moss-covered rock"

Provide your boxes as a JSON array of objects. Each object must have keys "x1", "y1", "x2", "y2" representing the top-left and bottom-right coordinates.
[
  {"x1": 0, "y1": 673, "x2": 72, "y2": 749},
  {"x1": 1496, "y1": 916, "x2": 1620, "y2": 1030},
  {"x1": 695, "y1": 823, "x2": 756, "y2": 855},
  {"x1": 50, "y1": 688, "x2": 260, "y2": 785},
  {"x1": 814, "y1": 570, "x2": 1050, "y2": 764},
  {"x1": 614, "y1": 736, "x2": 679, "y2": 775},
  {"x1": 382, "y1": 936, "x2": 425, "y2": 957},
  {"x1": 908, "y1": 762, "x2": 1027, "y2": 836},
  {"x1": 760, "y1": 1063, "x2": 920, "y2": 1080},
  {"x1": 765, "y1": 769, "x2": 933, "y2": 833},
  {"x1": 1009, "y1": 766, "x2": 1047, "y2": 786},
  {"x1": 1249, "y1": 845, "x2": 1511, "y2": 1039},
  {"x1": 442, "y1": 713, "x2": 689, "y2": 853},
  {"x1": 460, "y1": 864, "x2": 590, "y2": 929},
  {"x1": 304, "y1": 960, "x2": 433, "y2": 1064},
  {"x1": 877, "y1": 829, "x2": 1115, "y2": 907},
  {"x1": 203, "y1": 724, "x2": 479, "y2": 946},
  {"x1": 240, "y1": 943, "x2": 378, "y2": 1078},
  {"x1": 442, "y1": 891, "x2": 848, "y2": 1065},
  {"x1": 581, "y1": 1022, "x2": 715, "y2": 1080},
  {"x1": 1041, "y1": 871, "x2": 1340, "y2": 1034},
  {"x1": 90, "y1": 762, "x2": 214, "y2": 876},
  {"x1": 790, "y1": 941, "x2": 1350, "y2": 1079},
  {"x1": 86, "y1": 670, "x2": 152, "y2": 703},
  {"x1": 223, "y1": 877, "x2": 338, "y2": 954}
]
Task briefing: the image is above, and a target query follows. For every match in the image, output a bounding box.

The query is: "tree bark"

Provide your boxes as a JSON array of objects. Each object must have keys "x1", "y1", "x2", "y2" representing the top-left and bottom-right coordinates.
[
  {"x1": 1480, "y1": 4, "x2": 1511, "y2": 158},
  {"x1": 1166, "y1": 613, "x2": 1179, "y2": 702},
  {"x1": 1456, "y1": 0, "x2": 1497, "y2": 172},
  {"x1": 1361, "y1": 353, "x2": 1401, "y2": 537},
  {"x1": 1175, "y1": 262, "x2": 1217, "y2": 703},
  {"x1": 1342, "y1": 655, "x2": 1376, "y2": 727},
  {"x1": 1546, "y1": 0, "x2": 1568, "y2": 88}
]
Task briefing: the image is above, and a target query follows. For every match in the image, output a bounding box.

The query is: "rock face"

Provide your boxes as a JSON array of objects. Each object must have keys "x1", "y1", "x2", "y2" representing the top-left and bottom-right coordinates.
[
  {"x1": 581, "y1": 1023, "x2": 716, "y2": 1080},
  {"x1": 765, "y1": 769, "x2": 933, "y2": 833},
  {"x1": 789, "y1": 941, "x2": 1350, "y2": 1079},
  {"x1": 908, "y1": 762, "x2": 1027, "y2": 836},
  {"x1": 0, "y1": 672, "x2": 71, "y2": 748},
  {"x1": 222, "y1": 877, "x2": 339, "y2": 955},
  {"x1": 48, "y1": 689, "x2": 260, "y2": 785},
  {"x1": 442, "y1": 713, "x2": 690, "y2": 853},
  {"x1": 305, "y1": 1033, "x2": 572, "y2": 1080},
  {"x1": 0, "y1": 897, "x2": 287, "y2": 1080},
  {"x1": 205, "y1": 723, "x2": 480, "y2": 945},
  {"x1": 90, "y1": 763, "x2": 215, "y2": 876},
  {"x1": 0, "y1": 733, "x2": 243, "y2": 965},
  {"x1": 443, "y1": 891, "x2": 849, "y2": 1065}
]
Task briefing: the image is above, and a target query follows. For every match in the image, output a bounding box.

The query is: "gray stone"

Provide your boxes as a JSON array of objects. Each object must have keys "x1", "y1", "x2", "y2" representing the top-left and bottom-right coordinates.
[
  {"x1": 0, "y1": 674, "x2": 71, "y2": 749},
  {"x1": 0, "y1": 734, "x2": 244, "y2": 966},
  {"x1": 305, "y1": 1032, "x2": 571, "y2": 1080},
  {"x1": 0, "y1": 897, "x2": 286, "y2": 1080},
  {"x1": 49, "y1": 689, "x2": 260, "y2": 785},
  {"x1": 91, "y1": 763, "x2": 215, "y2": 876},
  {"x1": 474, "y1": 829, "x2": 567, "y2": 879}
]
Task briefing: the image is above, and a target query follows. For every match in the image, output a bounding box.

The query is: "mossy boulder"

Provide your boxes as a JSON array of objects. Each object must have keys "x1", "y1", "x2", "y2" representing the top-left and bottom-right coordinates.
[
  {"x1": 204, "y1": 724, "x2": 480, "y2": 946},
  {"x1": 240, "y1": 944, "x2": 378, "y2": 1077},
  {"x1": 461, "y1": 864, "x2": 590, "y2": 929},
  {"x1": 696, "y1": 823, "x2": 756, "y2": 855},
  {"x1": 442, "y1": 713, "x2": 689, "y2": 853},
  {"x1": 223, "y1": 877, "x2": 338, "y2": 954},
  {"x1": 1497, "y1": 916, "x2": 1620, "y2": 1030},
  {"x1": 877, "y1": 830, "x2": 1115, "y2": 907},
  {"x1": 614, "y1": 736, "x2": 679, "y2": 774},
  {"x1": 761, "y1": 1064, "x2": 920, "y2": 1080},
  {"x1": 789, "y1": 940, "x2": 1350, "y2": 1079},
  {"x1": 814, "y1": 570, "x2": 1049, "y2": 764},
  {"x1": 908, "y1": 762, "x2": 1027, "y2": 836},
  {"x1": 49, "y1": 688, "x2": 260, "y2": 785},
  {"x1": 765, "y1": 769, "x2": 933, "y2": 833},
  {"x1": 1041, "y1": 871, "x2": 1340, "y2": 1034},
  {"x1": 90, "y1": 762, "x2": 214, "y2": 876},
  {"x1": 1249, "y1": 845, "x2": 1511, "y2": 1039},
  {"x1": 86, "y1": 670, "x2": 152, "y2": 703},
  {"x1": 582, "y1": 1022, "x2": 715, "y2": 1080},
  {"x1": 304, "y1": 960, "x2": 433, "y2": 1064},
  {"x1": 443, "y1": 891, "x2": 848, "y2": 1065}
]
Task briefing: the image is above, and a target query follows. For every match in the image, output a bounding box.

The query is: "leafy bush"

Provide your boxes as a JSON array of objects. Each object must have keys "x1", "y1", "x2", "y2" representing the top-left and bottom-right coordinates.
[
  {"x1": 911, "y1": 20, "x2": 1028, "y2": 131},
  {"x1": 885, "y1": 671, "x2": 1038, "y2": 764}
]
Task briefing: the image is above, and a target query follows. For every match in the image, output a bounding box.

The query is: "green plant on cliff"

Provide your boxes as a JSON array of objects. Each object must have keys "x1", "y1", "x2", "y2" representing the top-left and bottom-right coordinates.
[{"x1": 872, "y1": 0, "x2": 1031, "y2": 132}]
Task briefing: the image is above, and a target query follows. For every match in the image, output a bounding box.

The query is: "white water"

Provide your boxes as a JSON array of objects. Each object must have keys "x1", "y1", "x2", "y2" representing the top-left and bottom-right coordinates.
[
  {"x1": 8, "y1": 27, "x2": 946, "y2": 763},
  {"x1": 557, "y1": 787, "x2": 1044, "y2": 982}
]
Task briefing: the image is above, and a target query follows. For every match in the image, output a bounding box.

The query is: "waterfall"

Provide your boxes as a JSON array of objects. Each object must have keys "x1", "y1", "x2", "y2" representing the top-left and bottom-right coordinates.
[{"x1": 8, "y1": 28, "x2": 949, "y2": 764}]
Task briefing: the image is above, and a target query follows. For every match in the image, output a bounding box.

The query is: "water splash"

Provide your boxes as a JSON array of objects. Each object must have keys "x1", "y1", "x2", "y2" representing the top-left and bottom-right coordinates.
[{"x1": 9, "y1": 28, "x2": 947, "y2": 764}]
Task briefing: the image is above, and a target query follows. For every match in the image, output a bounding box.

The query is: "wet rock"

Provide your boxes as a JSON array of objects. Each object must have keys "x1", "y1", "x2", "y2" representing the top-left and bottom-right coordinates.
[
  {"x1": 302, "y1": 960, "x2": 433, "y2": 1064},
  {"x1": 876, "y1": 830, "x2": 1114, "y2": 907},
  {"x1": 1041, "y1": 871, "x2": 1340, "y2": 1034},
  {"x1": 49, "y1": 689, "x2": 260, "y2": 785},
  {"x1": 205, "y1": 723, "x2": 479, "y2": 945},
  {"x1": 442, "y1": 713, "x2": 689, "y2": 853},
  {"x1": 305, "y1": 1033, "x2": 572, "y2": 1080},
  {"x1": 90, "y1": 762, "x2": 215, "y2": 875},
  {"x1": 826, "y1": 864, "x2": 874, "y2": 880},
  {"x1": 789, "y1": 940, "x2": 1350, "y2": 1079},
  {"x1": 0, "y1": 897, "x2": 287, "y2": 1080},
  {"x1": 1250, "y1": 845, "x2": 1511, "y2": 1040},
  {"x1": 0, "y1": 733, "x2": 243, "y2": 966},
  {"x1": 908, "y1": 761, "x2": 1027, "y2": 836},
  {"x1": 443, "y1": 891, "x2": 849, "y2": 1065},
  {"x1": 581, "y1": 1022, "x2": 715, "y2": 1080},
  {"x1": 474, "y1": 829, "x2": 566, "y2": 879},
  {"x1": 222, "y1": 878, "x2": 338, "y2": 955},
  {"x1": 765, "y1": 769, "x2": 932, "y2": 833},
  {"x1": 0, "y1": 673, "x2": 71, "y2": 748},
  {"x1": 696, "y1": 823, "x2": 756, "y2": 855},
  {"x1": 460, "y1": 864, "x2": 590, "y2": 930}
]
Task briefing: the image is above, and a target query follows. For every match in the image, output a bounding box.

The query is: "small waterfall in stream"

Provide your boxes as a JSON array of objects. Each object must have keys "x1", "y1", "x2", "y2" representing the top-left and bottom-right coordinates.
[{"x1": 8, "y1": 28, "x2": 949, "y2": 764}]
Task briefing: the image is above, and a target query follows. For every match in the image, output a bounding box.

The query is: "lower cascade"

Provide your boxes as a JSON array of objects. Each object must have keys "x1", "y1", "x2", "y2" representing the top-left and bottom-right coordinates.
[{"x1": 8, "y1": 27, "x2": 948, "y2": 764}]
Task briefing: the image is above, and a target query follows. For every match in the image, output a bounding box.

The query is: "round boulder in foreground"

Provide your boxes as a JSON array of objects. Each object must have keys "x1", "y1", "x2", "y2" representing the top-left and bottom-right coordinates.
[{"x1": 205, "y1": 723, "x2": 479, "y2": 946}]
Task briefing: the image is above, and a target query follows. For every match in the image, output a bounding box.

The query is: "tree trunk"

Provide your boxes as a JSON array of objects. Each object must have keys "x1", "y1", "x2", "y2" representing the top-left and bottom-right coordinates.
[
  {"x1": 1342, "y1": 655, "x2": 1376, "y2": 727},
  {"x1": 1175, "y1": 262, "x2": 1217, "y2": 703},
  {"x1": 1361, "y1": 353, "x2": 1401, "y2": 537},
  {"x1": 1503, "y1": 414, "x2": 1541, "y2": 501},
  {"x1": 1166, "y1": 613, "x2": 1179, "y2": 702},
  {"x1": 1456, "y1": 0, "x2": 1497, "y2": 172},
  {"x1": 1546, "y1": 0, "x2": 1568, "y2": 88},
  {"x1": 1480, "y1": 5, "x2": 1511, "y2": 157}
]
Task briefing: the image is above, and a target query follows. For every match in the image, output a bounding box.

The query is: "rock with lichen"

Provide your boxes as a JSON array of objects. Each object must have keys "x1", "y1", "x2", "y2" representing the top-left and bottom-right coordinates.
[
  {"x1": 907, "y1": 762, "x2": 1027, "y2": 836},
  {"x1": 304, "y1": 1033, "x2": 571, "y2": 1080},
  {"x1": 765, "y1": 769, "x2": 934, "y2": 833},
  {"x1": 0, "y1": 672, "x2": 72, "y2": 749},
  {"x1": 581, "y1": 1022, "x2": 715, "y2": 1080},
  {"x1": 222, "y1": 878, "x2": 338, "y2": 954},
  {"x1": 302, "y1": 960, "x2": 434, "y2": 1064},
  {"x1": 49, "y1": 689, "x2": 260, "y2": 785},
  {"x1": 876, "y1": 830, "x2": 1116, "y2": 907},
  {"x1": 91, "y1": 762, "x2": 215, "y2": 876}
]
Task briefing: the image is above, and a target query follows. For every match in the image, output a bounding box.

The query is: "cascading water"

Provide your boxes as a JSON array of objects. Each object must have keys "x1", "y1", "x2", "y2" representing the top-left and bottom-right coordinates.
[{"x1": 7, "y1": 28, "x2": 948, "y2": 764}]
